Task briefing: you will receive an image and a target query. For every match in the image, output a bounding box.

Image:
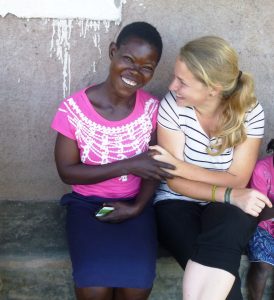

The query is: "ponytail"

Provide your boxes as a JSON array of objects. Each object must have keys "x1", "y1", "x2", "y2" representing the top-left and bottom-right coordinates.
[{"x1": 213, "y1": 72, "x2": 257, "y2": 155}]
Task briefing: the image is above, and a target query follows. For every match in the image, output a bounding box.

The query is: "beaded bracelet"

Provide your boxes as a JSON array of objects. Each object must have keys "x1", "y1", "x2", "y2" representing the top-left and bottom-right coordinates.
[
  {"x1": 224, "y1": 187, "x2": 232, "y2": 204},
  {"x1": 211, "y1": 185, "x2": 217, "y2": 202}
]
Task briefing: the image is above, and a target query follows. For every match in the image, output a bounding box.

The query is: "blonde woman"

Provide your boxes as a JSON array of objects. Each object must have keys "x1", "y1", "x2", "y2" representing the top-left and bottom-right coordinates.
[{"x1": 151, "y1": 36, "x2": 272, "y2": 300}]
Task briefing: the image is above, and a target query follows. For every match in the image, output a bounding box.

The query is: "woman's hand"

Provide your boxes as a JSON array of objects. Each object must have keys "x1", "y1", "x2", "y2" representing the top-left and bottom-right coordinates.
[
  {"x1": 149, "y1": 145, "x2": 181, "y2": 176},
  {"x1": 125, "y1": 150, "x2": 176, "y2": 180},
  {"x1": 231, "y1": 188, "x2": 272, "y2": 217},
  {"x1": 55, "y1": 133, "x2": 175, "y2": 184},
  {"x1": 96, "y1": 201, "x2": 140, "y2": 223}
]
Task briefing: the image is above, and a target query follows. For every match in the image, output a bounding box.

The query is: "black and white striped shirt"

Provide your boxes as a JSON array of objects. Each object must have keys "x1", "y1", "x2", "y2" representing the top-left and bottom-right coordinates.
[{"x1": 154, "y1": 91, "x2": 265, "y2": 204}]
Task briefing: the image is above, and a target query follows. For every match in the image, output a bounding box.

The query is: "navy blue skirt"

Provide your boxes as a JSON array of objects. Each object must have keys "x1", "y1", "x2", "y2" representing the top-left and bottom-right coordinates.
[{"x1": 60, "y1": 192, "x2": 157, "y2": 288}]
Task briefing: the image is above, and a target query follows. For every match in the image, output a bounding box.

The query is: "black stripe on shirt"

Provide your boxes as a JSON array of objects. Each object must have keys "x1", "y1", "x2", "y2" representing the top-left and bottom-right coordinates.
[
  {"x1": 246, "y1": 102, "x2": 259, "y2": 113},
  {"x1": 248, "y1": 118, "x2": 264, "y2": 127},
  {"x1": 159, "y1": 103, "x2": 180, "y2": 128},
  {"x1": 178, "y1": 114, "x2": 196, "y2": 122},
  {"x1": 247, "y1": 133, "x2": 264, "y2": 136},
  {"x1": 185, "y1": 153, "x2": 233, "y2": 165},
  {"x1": 184, "y1": 124, "x2": 209, "y2": 140},
  {"x1": 163, "y1": 95, "x2": 179, "y2": 121},
  {"x1": 169, "y1": 92, "x2": 177, "y2": 103},
  {"x1": 246, "y1": 108, "x2": 264, "y2": 123},
  {"x1": 185, "y1": 133, "x2": 209, "y2": 148},
  {"x1": 157, "y1": 187, "x2": 181, "y2": 197},
  {"x1": 250, "y1": 126, "x2": 264, "y2": 130},
  {"x1": 158, "y1": 121, "x2": 179, "y2": 131}
]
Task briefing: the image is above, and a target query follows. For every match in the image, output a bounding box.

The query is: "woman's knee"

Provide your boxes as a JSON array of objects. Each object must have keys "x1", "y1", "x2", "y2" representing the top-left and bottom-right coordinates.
[
  {"x1": 75, "y1": 287, "x2": 113, "y2": 300},
  {"x1": 114, "y1": 287, "x2": 151, "y2": 300}
]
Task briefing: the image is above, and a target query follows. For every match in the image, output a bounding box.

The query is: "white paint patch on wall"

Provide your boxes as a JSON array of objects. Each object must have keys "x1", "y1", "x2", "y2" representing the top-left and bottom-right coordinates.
[
  {"x1": 50, "y1": 20, "x2": 112, "y2": 98},
  {"x1": 0, "y1": 0, "x2": 122, "y2": 20},
  {"x1": 50, "y1": 19, "x2": 72, "y2": 98},
  {"x1": 1, "y1": 0, "x2": 127, "y2": 97}
]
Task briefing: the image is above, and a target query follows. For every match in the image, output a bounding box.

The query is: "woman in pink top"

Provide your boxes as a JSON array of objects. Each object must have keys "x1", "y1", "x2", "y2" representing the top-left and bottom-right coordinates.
[
  {"x1": 51, "y1": 22, "x2": 174, "y2": 300},
  {"x1": 247, "y1": 139, "x2": 274, "y2": 300}
]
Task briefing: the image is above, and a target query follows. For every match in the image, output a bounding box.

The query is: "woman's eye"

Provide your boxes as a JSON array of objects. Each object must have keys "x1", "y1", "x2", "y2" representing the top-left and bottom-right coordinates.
[
  {"x1": 142, "y1": 66, "x2": 154, "y2": 72},
  {"x1": 124, "y1": 56, "x2": 133, "y2": 63}
]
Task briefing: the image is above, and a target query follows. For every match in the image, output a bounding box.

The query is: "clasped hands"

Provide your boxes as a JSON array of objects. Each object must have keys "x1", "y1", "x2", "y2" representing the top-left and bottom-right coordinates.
[{"x1": 149, "y1": 145, "x2": 181, "y2": 176}]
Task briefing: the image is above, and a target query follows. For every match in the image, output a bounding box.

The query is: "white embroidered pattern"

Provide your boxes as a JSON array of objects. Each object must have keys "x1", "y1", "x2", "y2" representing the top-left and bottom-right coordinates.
[{"x1": 61, "y1": 97, "x2": 157, "y2": 170}]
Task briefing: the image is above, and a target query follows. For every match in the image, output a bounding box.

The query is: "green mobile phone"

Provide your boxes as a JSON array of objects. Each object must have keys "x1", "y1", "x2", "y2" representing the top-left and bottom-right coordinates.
[{"x1": 95, "y1": 206, "x2": 114, "y2": 217}]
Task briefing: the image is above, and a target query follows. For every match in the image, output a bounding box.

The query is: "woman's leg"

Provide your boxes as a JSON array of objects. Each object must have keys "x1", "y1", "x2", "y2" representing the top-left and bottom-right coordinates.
[
  {"x1": 155, "y1": 200, "x2": 202, "y2": 268},
  {"x1": 183, "y1": 260, "x2": 235, "y2": 300},
  {"x1": 184, "y1": 203, "x2": 257, "y2": 300},
  {"x1": 155, "y1": 201, "x2": 202, "y2": 299},
  {"x1": 226, "y1": 274, "x2": 242, "y2": 300},
  {"x1": 75, "y1": 287, "x2": 113, "y2": 300},
  {"x1": 247, "y1": 262, "x2": 273, "y2": 300},
  {"x1": 114, "y1": 288, "x2": 152, "y2": 300}
]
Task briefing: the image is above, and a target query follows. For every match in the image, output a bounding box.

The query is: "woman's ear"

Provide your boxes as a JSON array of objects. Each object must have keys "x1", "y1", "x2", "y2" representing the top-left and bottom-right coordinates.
[
  {"x1": 209, "y1": 84, "x2": 222, "y2": 97},
  {"x1": 109, "y1": 42, "x2": 118, "y2": 59}
]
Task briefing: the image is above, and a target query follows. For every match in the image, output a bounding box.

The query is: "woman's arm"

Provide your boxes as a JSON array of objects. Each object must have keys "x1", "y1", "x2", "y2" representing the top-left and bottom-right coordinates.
[
  {"x1": 95, "y1": 132, "x2": 164, "y2": 223},
  {"x1": 54, "y1": 132, "x2": 175, "y2": 185},
  {"x1": 97, "y1": 178, "x2": 159, "y2": 223},
  {"x1": 152, "y1": 125, "x2": 261, "y2": 188},
  {"x1": 156, "y1": 123, "x2": 185, "y2": 160},
  {"x1": 152, "y1": 125, "x2": 272, "y2": 217},
  {"x1": 168, "y1": 176, "x2": 272, "y2": 217}
]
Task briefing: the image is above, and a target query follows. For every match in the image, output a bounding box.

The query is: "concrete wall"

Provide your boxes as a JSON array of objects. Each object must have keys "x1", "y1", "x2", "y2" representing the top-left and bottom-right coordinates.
[
  {"x1": 1, "y1": 0, "x2": 274, "y2": 299},
  {"x1": 1, "y1": 0, "x2": 274, "y2": 201}
]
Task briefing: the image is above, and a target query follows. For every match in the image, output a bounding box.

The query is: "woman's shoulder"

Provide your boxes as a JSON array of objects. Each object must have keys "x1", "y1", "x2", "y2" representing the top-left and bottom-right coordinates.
[
  {"x1": 65, "y1": 87, "x2": 88, "y2": 103},
  {"x1": 161, "y1": 90, "x2": 176, "y2": 104},
  {"x1": 245, "y1": 101, "x2": 264, "y2": 119},
  {"x1": 136, "y1": 89, "x2": 160, "y2": 115},
  {"x1": 244, "y1": 101, "x2": 265, "y2": 137},
  {"x1": 57, "y1": 87, "x2": 91, "y2": 114},
  {"x1": 161, "y1": 91, "x2": 191, "y2": 107},
  {"x1": 51, "y1": 87, "x2": 90, "y2": 140},
  {"x1": 160, "y1": 91, "x2": 194, "y2": 115}
]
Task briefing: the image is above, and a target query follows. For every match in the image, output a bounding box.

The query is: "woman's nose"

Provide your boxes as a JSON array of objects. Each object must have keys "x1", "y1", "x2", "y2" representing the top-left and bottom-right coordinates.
[
  {"x1": 169, "y1": 78, "x2": 178, "y2": 91},
  {"x1": 129, "y1": 62, "x2": 141, "y2": 72}
]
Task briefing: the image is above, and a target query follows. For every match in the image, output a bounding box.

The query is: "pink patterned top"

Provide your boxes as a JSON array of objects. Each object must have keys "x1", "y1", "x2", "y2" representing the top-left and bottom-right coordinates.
[
  {"x1": 51, "y1": 87, "x2": 159, "y2": 198},
  {"x1": 250, "y1": 155, "x2": 274, "y2": 236}
]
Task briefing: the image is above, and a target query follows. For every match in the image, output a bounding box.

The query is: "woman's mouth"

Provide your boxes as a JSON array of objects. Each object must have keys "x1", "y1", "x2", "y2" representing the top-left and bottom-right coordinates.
[
  {"x1": 176, "y1": 95, "x2": 185, "y2": 102},
  {"x1": 176, "y1": 96, "x2": 186, "y2": 106},
  {"x1": 121, "y1": 76, "x2": 138, "y2": 87}
]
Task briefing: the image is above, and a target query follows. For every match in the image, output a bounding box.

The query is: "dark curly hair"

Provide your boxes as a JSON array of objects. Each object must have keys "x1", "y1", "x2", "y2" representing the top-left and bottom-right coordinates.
[
  {"x1": 266, "y1": 139, "x2": 274, "y2": 153},
  {"x1": 116, "y1": 22, "x2": 163, "y2": 62}
]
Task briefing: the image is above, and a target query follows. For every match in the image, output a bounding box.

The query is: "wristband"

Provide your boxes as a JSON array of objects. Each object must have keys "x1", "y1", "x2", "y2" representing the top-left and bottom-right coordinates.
[
  {"x1": 224, "y1": 187, "x2": 232, "y2": 204},
  {"x1": 211, "y1": 185, "x2": 217, "y2": 202}
]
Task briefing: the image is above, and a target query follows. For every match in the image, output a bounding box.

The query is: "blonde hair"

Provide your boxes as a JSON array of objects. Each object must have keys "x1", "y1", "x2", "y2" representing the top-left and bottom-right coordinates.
[{"x1": 179, "y1": 36, "x2": 256, "y2": 155}]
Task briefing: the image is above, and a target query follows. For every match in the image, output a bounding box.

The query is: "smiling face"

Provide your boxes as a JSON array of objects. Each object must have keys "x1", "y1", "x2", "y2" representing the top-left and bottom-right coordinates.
[
  {"x1": 108, "y1": 37, "x2": 159, "y2": 99},
  {"x1": 169, "y1": 58, "x2": 213, "y2": 108}
]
